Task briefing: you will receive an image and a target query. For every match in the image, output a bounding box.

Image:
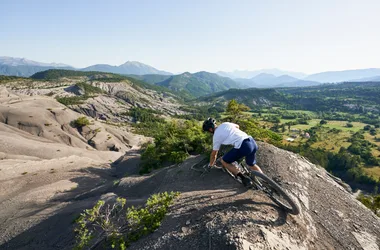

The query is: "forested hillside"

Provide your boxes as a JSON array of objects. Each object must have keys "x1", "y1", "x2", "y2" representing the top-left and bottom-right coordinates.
[{"x1": 154, "y1": 71, "x2": 242, "y2": 98}]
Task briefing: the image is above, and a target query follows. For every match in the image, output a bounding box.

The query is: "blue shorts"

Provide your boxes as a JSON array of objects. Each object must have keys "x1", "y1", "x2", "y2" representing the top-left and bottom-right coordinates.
[{"x1": 222, "y1": 137, "x2": 258, "y2": 166}]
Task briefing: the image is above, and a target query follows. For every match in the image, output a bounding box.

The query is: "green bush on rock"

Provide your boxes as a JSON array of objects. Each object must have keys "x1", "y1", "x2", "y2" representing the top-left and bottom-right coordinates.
[
  {"x1": 74, "y1": 192, "x2": 180, "y2": 250},
  {"x1": 139, "y1": 120, "x2": 210, "y2": 174},
  {"x1": 71, "y1": 117, "x2": 90, "y2": 128}
]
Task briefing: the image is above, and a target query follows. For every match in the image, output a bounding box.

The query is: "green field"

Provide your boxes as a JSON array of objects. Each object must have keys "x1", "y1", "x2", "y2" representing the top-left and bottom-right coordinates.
[
  {"x1": 364, "y1": 130, "x2": 380, "y2": 147},
  {"x1": 290, "y1": 119, "x2": 320, "y2": 130},
  {"x1": 363, "y1": 167, "x2": 380, "y2": 180},
  {"x1": 323, "y1": 121, "x2": 367, "y2": 132},
  {"x1": 279, "y1": 118, "x2": 297, "y2": 124},
  {"x1": 261, "y1": 113, "x2": 378, "y2": 158},
  {"x1": 285, "y1": 110, "x2": 317, "y2": 116},
  {"x1": 232, "y1": 110, "x2": 378, "y2": 162},
  {"x1": 312, "y1": 130, "x2": 352, "y2": 153}
]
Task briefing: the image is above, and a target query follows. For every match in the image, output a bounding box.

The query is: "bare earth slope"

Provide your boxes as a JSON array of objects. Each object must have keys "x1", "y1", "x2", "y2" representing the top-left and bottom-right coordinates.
[
  {"x1": 1, "y1": 75, "x2": 185, "y2": 122},
  {"x1": 0, "y1": 88, "x2": 148, "y2": 249}
]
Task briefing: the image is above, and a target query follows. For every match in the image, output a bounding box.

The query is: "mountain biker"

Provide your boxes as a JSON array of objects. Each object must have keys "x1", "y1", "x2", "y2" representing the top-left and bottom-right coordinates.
[{"x1": 203, "y1": 117, "x2": 263, "y2": 187}]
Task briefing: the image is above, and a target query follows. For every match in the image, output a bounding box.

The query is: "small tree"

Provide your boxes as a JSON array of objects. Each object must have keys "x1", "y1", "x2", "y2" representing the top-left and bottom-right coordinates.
[
  {"x1": 72, "y1": 117, "x2": 90, "y2": 128},
  {"x1": 370, "y1": 128, "x2": 377, "y2": 136},
  {"x1": 320, "y1": 119, "x2": 327, "y2": 125},
  {"x1": 226, "y1": 99, "x2": 250, "y2": 123},
  {"x1": 364, "y1": 125, "x2": 372, "y2": 131},
  {"x1": 346, "y1": 122, "x2": 354, "y2": 128}
]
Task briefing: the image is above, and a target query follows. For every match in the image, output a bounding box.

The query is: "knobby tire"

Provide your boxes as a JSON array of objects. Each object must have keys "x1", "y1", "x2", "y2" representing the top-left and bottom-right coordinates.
[{"x1": 250, "y1": 171, "x2": 300, "y2": 215}]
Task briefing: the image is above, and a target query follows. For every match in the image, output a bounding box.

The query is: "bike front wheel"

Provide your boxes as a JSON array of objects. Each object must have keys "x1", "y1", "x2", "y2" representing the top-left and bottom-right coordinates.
[{"x1": 251, "y1": 171, "x2": 300, "y2": 215}]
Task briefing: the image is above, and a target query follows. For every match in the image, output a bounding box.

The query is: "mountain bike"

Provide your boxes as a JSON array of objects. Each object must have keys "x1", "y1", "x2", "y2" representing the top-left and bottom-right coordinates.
[{"x1": 192, "y1": 154, "x2": 300, "y2": 215}]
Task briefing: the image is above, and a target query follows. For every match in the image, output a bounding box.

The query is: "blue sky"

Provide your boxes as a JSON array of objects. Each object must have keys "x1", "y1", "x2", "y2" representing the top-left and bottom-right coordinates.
[{"x1": 1, "y1": 0, "x2": 380, "y2": 73}]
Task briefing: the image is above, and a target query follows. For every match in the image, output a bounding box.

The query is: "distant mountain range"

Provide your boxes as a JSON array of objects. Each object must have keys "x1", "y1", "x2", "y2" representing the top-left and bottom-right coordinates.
[
  {"x1": 81, "y1": 61, "x2": 172, "y2": 75},
  {"x1": 0, "y1": 57, "x2": 172, "y2": 77},
  {"x1": 0, "y1": 56, "x2": 74, "y2": 77},
  {"x1": 234, "y1": 73, "x2": 321, "y2": 88},
  {"x1": 217, "y1": 68, "x2": 380, "y2": 84},
  {"x1": 216, "y1": 69, "x2": 307, "y2": 79},
  {"x1": 304, "y1": 68, "x2": 380, "y2": 83},
  {"x1": 0, "y1": 56, "x2": 71, "y2": 67},
  {"x1": 2, "y1": 56, "x2": 380, "y2": 88}
]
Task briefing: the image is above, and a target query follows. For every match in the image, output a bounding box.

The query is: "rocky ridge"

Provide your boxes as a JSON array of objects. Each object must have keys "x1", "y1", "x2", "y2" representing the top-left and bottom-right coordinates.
[{"x1": 115, "y1": 143, "x2": 380, "y2": 250}]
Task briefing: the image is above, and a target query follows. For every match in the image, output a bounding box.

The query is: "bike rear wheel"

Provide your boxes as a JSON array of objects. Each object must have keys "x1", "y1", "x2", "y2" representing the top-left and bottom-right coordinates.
[{"x1": 251, "y1": 171, "x2": 300, "y2": 215}]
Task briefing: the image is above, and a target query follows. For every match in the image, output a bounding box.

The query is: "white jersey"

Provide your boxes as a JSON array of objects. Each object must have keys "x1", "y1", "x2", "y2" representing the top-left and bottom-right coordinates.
[{"x1": 212, "y1": 122, "x2": 250, "y2": 150}]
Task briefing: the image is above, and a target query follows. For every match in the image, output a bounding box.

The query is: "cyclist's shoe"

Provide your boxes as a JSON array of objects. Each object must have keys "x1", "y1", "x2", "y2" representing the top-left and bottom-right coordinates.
[
  {"x1": 241, "y1": 175, "x2": 253, "y2": 188},
  {"x1": 203, "y1": 164, "x2": 212, "y2": 172}
]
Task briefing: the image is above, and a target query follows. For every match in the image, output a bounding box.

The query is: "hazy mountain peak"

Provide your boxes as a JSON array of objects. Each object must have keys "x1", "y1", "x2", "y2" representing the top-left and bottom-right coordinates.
[
  {"x1": 216, "y1": 69, "x2": 307, "y2": 79},
  {"x1": 305, "y1": 68, "x2": 380, "y2": 83},
  {"x1": 255, "y1": 73, "x2": 276, "y2": 77},
  {"x1": 82, "y1": 61, "x2": 172, "y2": 75},
  {"x1": 0, "y1": 56, "x2": 74, "y2": 77},
  {"x1": 251, "y1": 73, "x2": 276, "y2": 80},
  {"x1": 276, "y1": 74, "x2": 298, "y2": 81},
  {"x1": 120, "y1": 61, "x2": 150, "y2": 67},
  {"x1": 0, "y1": 56, "x2": 72, "y2": 67}
]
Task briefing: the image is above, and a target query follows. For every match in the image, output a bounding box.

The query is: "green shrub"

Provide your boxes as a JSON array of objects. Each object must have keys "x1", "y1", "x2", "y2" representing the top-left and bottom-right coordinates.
[
  {"x1": 364, "y1": 125, "x2": 372, "y2": 130},
  {"x1": 76, "y1": 82, "x2": 103, "y2": 95},
  {"x1": 55, "y1": 83, "x2": 102, "y2": 106},
  {"x1": 125, "y1": 107, "x2": 164, "y2": 123},
  {"x1": 74, "y1": 192, "x2": 179, "y2": 250},
  {"x1": 233, "y1": 117, "x2": 282, "y2": 144},
  {"x1": 175, "y1": 104, "x2": 223, "y2": 120},
  {"x1": 139, "y1": 120, "x2": 210, "y2": 174},
  {"x1": 370, "y1": 128, "x2": 377, "y2": 136},
  {"x1": 56, "y1": 96, "x2": 86, "y2": 105},
  {"x1": 357, "y1": 193, "x2": 380, "y2": 216},
  {"x1": 126, "y1": 192, "x2": 180, "y2": 241},
  {"x1": 72, "y1": 117, "x2": 90, "y2": 128}
]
